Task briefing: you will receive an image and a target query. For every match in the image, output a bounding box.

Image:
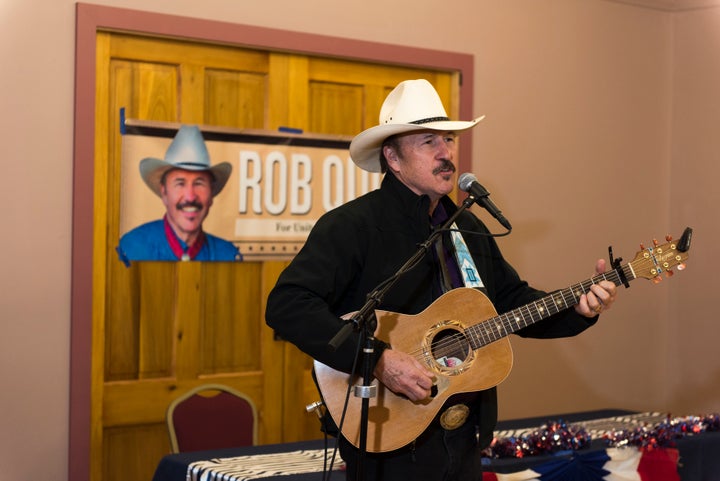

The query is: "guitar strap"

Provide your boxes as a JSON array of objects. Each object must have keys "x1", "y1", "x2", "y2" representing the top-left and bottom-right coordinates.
[
  {"x1": 431, "y1": 203, "x2": 484, "y2": 291},
  {"x1": 449, "y1": 222, "x2": 484, "y2": 289}
]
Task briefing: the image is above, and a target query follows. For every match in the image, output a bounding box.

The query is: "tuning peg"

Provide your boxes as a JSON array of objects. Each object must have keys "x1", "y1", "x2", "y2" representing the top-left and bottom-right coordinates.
[
  {"x1": 653, "y1": 238, "x2": 659, "y2": 247},
  {"x1": 652, "y1": 276, "x2": 663, "y2": 284},
  {"x1": 666, "y1": 270, "x2": 674, "y2": 277},
  {"x1": 677, "y1": 263, "x2": 686, "y2": 271},
  {"x1": 640, "y1": 242, "x2": 645, "y2": 250},
  {"x1": 666, "y1": 235, "x2": 673, "y2": 242}
]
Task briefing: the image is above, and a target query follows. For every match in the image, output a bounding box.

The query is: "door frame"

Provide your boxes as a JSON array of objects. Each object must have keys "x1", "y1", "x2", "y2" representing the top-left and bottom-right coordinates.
[{"x1": 72, "y1": 4, "x2": 474, "y2": 480}]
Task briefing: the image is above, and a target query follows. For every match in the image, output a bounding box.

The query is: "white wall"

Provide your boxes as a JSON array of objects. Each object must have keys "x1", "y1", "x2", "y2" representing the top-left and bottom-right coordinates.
[
  {"x1": 2, "y1": 1, "x2": 718, "y2": 480},
  {"x1": 1, "y1": 1, "x2": 78, "y2": 480}
]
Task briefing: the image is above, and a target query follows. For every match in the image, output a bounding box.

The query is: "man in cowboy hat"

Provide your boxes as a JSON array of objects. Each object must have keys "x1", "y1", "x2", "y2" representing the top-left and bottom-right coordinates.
[
  {"x1": 117, "y1": 125, "x2": 241, "y2": 263},
  {"x1": 266, "y1": 79, "x2": 617, "y2": 480}
]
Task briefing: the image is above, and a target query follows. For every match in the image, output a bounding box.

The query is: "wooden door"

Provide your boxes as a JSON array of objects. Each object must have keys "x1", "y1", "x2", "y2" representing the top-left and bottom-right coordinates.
[{"x1": 92, "y1": 31, "x2": 458, "y2": 481}]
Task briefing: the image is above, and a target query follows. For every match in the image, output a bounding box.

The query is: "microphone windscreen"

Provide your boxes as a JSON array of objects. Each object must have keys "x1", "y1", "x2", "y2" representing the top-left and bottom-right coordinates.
[{"x1": 457, "y1": 172, "x2": 477, "y2": 192}]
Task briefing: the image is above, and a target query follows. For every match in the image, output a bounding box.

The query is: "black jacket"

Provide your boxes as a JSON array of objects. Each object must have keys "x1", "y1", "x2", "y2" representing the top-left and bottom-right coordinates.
[{"x1": 266, "y1": 172, "x2": 597, "y2": 448}]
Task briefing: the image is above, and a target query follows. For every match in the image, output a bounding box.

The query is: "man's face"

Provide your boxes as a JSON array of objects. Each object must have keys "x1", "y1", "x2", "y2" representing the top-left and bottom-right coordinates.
[
  {"x1": 160, "y1": 169, "x2": 214, "y2": 241},
  {"x1": 383, "y1": 130, "x2": 458, "y2": 203}
]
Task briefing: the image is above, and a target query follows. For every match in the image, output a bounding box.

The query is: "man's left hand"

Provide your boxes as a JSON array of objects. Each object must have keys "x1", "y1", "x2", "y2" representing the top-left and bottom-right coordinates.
[{"x1": 575, "y1": 258, "x2": 618, "y2": 317}]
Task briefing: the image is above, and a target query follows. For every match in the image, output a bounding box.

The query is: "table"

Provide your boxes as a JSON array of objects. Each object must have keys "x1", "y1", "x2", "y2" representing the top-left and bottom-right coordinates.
[
  {"x1": 152, "y1": 409, "x2": 720, "y2": 481},
  {"x1": 152, "y1": 438, "x2": 344, "y2": 481}
]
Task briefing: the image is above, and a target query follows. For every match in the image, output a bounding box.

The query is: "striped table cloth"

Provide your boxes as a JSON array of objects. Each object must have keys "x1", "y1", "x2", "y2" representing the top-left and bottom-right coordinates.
[{"x1": 187, "y1": 448, "x2": 344, "y2": 481}]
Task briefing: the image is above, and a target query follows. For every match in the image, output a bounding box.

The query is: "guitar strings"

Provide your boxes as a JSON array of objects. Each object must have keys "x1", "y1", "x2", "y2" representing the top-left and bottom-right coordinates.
[
  {"x1": 394, "y1": 229, "x2": 676, "y2": 365},
  {"x1": 397, "y1": 255, "x2": 669, "y2": 366},
  {"x1": 385, "y1": 248, "x2": 676, "y2": 368}
]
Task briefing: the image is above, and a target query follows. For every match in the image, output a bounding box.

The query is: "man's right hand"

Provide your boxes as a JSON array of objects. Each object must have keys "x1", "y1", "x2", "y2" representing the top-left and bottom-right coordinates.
[{"x1": 373, "y1": 348, "x2": 436, "y2": 402}]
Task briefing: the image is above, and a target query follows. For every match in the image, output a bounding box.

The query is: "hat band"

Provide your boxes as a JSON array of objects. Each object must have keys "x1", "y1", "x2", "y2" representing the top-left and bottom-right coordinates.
[
  {"x1": 171, "y1": 162, "x2": 211, "y2": 169},
  {"x1": 409, "y1": 116, "x2": 450, "y2": 125}
]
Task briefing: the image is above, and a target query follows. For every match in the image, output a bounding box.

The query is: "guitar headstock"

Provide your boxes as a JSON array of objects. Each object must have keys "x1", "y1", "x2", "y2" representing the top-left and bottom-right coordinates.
[{"x1": 630, "y1": 227, "x2": 692, "y2": 282}]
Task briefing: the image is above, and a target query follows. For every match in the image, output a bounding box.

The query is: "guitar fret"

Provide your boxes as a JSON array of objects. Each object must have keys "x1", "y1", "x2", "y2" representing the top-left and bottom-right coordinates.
[
  {"x1": 555, "y1": 291, "x2": 569, "y2": 310},
  {"x1": 540, "y1": 297, "x2": 553, "y2": 317},
  {"x1": 520, "y1": 304, "x2": 532, "y2": 326},
  {"x1": 626, "y1": 263, "x2": 636, "y2": 280},
  {"x1": 480, "y1": 325, "x2": 490, "y2": 343},
  {"x1": 551, "y1": 294, "x2": 564, "y2": 314},
  {"x1": 507, "y1": 311, "x2": 520, "y2": 331},
  {"x1": 533, "y1": 299, "x2": 547, "y2": 319},
  {"x1": 491, "y1": 322, "x2": 501, "y2": 341},
  {"x1": 525, "y1": 303, "x2": 535, "y2": 321},
  {"x1": 508, "y1": 312, "x2": 518, "y2": 331},
  {"x1": 476, "y1": 324, "x2": 490, "y2": 345},
  {"x1": 571, "y1": 284, "x2": 583, "y2": 302},
  {"x1": 526, "y1": 303, "x2": 538, "y2": 322},
  {"x1": 469, "y1": 328, "x2": 480, "y2": 349},
  {"x1": 489, "y1": 321, "x2": 500, "y2": 340},
  {"x1": 496, "y1": 317, "x2": 508, "y2": 337}
]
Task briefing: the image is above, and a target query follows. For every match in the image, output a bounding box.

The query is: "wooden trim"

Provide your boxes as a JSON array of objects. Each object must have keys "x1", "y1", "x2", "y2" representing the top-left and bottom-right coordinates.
[
  {"x1": 72, "y1": 4, "x2": 474, "y2": 480},
  {"x1": 70, "y1": 6, "x2": 99, "y2": 481}
]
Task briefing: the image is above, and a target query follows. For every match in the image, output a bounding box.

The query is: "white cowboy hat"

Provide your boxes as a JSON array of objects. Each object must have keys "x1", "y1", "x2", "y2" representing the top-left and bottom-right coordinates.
[
  {"x1": 349, "y1": 79, "x2": 485, "y2": 173},
  {"x1": 139, "y1": 125, "x2": 232, "y2": 198}
]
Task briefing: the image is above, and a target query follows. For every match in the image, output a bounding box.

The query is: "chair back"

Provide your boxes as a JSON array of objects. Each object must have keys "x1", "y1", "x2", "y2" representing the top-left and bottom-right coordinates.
[{"x1": 166, "y1": 383, "x2": 258, "y2": 453}]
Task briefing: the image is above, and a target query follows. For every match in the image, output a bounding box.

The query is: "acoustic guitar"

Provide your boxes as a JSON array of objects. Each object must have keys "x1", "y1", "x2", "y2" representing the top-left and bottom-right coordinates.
[{"x1": 313, "y1": 229, "x2": 692, "y2": 453}]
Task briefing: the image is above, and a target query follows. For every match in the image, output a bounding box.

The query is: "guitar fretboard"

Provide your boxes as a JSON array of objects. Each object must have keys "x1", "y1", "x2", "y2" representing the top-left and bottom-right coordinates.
[{"x1": 467, "y1": 264, "x2": 635, "y2": 350}]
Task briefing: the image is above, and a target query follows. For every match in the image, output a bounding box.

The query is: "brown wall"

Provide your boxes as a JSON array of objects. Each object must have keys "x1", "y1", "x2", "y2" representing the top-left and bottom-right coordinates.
[
  {"x1": 2, "y1": 1, "x2": 719, "y2": 480},
  {"x1": 668, "y1": 7, "x2": 720, "y2": 413}
]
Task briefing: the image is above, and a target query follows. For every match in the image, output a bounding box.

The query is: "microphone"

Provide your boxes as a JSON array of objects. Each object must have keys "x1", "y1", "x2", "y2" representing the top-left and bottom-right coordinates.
[{"x1": 457, "y1": 173, "x2": 512, "y2": 231}]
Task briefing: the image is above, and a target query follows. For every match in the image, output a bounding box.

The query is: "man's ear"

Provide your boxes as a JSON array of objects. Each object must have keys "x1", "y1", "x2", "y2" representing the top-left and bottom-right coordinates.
[{"x1": 383, "y1": 144, "x2": 400, "y2": 173}]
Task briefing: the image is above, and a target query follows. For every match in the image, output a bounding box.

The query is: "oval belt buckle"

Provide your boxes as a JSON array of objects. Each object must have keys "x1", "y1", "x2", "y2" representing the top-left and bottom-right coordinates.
[{"x1": 439, "y1": 404, "x2": 470, "y2": 430}]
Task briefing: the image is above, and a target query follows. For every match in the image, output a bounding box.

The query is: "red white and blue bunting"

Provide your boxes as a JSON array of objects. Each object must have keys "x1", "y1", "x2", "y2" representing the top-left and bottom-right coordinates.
[
  {"x1": 482, "y1": 413, "x2": 719, "y2": 481},
  {"x1": 483, "y1": 447, "x2": 679, "y2": 481}
]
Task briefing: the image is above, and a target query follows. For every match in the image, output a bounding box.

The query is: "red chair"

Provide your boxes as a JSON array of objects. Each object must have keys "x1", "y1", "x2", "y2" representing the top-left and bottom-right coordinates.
[{"x1": 166, "y1": 383, "x2": 258, "y2": 453}]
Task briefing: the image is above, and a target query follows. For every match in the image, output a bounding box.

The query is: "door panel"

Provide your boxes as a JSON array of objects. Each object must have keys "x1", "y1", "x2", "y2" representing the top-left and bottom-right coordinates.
[
  {"x1": 199, "y1": 262, "x2": 263, "y2": 374},
  {"x1": 309, "y1": 82, "x2": 365, "y2": 136},
  {"x1": 205, "y1": 70, "x2": 267, "y2": 128}
]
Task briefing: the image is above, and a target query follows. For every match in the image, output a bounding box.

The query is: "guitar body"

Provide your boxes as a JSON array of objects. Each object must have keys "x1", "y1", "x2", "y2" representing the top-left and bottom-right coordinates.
[{"x1": 313, "y1": 288, "x2": 514, "y2": 453}]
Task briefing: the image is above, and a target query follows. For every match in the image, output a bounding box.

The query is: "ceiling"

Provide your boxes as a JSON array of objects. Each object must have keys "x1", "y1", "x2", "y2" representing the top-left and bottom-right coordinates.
[{"x1": 607, "y1": 0, "x2": 720, "y2": 10}]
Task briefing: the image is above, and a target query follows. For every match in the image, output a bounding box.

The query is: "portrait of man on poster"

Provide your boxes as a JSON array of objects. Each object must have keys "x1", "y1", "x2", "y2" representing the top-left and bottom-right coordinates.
[{"x1": 116, "y1": 125, "x2": 242, "y2": 264}]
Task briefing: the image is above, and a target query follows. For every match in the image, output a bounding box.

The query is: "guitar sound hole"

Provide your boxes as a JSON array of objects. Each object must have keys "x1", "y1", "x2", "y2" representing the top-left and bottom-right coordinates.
[{"x1": 431, "y1": 329, "x2": 471, "y2": 370}]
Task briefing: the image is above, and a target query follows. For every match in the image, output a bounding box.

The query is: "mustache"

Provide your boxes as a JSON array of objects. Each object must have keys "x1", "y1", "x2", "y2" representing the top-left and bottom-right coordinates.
[
  {"x1": 432, "y1": 159, "x2": 456, "y2": 175},
  {"x1": 176, "y1": 200, "x2": 204, "y2": 210}
]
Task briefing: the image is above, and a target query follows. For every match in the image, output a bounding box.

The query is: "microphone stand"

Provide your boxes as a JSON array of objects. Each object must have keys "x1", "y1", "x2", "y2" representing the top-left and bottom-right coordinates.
[{"x1": 327, "y1": 193, "x2": 478, "y2": 481}]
